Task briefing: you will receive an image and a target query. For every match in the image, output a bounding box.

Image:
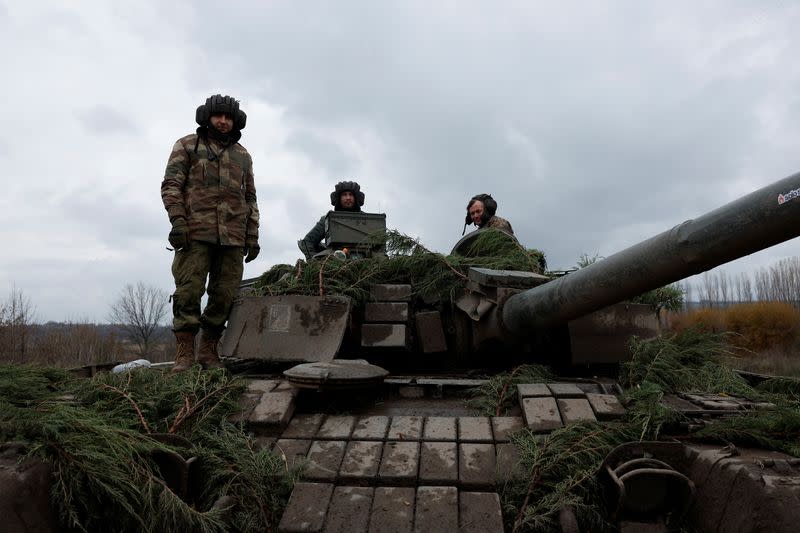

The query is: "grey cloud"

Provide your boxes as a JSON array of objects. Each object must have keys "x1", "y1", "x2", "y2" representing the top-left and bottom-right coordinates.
[
  {"x1": 4, "y1": 251, "x2": 173, "y2": 323},
  {"x1": 284, "y1": 130, "x2": 356, "y2": 177},
  {"x1": 76, "y1": 105, "x2": 139, "y2": 135},
  {"x1": 54, "y1": 187, "x2": 164, "y2": 246},
  {"x1": 193, "y1": 2, "x2": 790, "y2": 272},
  {"x1": 283, "y1": 187, "x2": 326, "y2": 218}
]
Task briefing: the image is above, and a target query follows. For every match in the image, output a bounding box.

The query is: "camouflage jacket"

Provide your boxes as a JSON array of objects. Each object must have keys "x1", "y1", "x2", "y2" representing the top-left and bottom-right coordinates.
[
  {"x1": 161, "y1": 133, "x2": 259, "y2": 247},
  {"x1": 483, "y1": 215, "x2": 514, "y2": 235},
  {"x1": 299, "y1": 214, "x2": 328, "y2": 260}
]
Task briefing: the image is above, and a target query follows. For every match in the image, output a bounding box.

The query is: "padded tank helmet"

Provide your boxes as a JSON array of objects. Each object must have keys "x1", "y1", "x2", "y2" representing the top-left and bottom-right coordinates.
[
  {"x1": 465, "y1": 193, "x2": 497, "y2": 226},
  {"x1": 330, "y1": 181, "x2": 365, "y2": 209},
  {"x1": 195, "y1": 94, "x2": 247, "y2": 130}
]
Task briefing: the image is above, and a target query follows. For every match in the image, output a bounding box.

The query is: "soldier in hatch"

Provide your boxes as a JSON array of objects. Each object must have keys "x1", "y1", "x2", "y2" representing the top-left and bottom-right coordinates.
[
  {"x1": 463, "y1": 193, "x2": 514, "y2": 235},
  {"x1": 298, "y1": 181, "x2": 365, "y2": 260},
  {"x1": 161, "y1": 94, "x2": 260, "y2": 372}
]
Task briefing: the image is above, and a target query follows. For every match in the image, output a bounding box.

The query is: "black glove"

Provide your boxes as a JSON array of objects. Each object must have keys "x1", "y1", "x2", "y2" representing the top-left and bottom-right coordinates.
[
  {"x1": 168, "y1": 218, "x2": 189, "y2": 251},
  {"x1": 244, "y1": 238, "x2": 260, "y2": 263}
]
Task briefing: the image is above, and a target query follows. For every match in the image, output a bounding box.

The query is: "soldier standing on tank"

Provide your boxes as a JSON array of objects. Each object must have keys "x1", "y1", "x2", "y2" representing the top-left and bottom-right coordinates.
[
  {"x1": 161, "y1": 94, "x2": 260, "y2": 372},
  {"x1": 463, "y1": 193, "x2": 514, "y2": 235},
  {"x1": 298, "y1": 181, "x2": 365, "y2": 260}
]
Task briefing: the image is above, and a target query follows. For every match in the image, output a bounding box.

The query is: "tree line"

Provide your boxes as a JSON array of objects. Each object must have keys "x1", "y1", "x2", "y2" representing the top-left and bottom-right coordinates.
[
  {"x1": 678, "y1": 257, "x2": 800, "y2": 306},
  {"x1": 0, "y1": 282, "x2": 172, "y2": 366}
]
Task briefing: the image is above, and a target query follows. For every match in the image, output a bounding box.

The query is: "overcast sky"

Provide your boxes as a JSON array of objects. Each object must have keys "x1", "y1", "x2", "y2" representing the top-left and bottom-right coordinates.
[{"x1": 2, "y1": 1, "x2": 799, "y2": 323}]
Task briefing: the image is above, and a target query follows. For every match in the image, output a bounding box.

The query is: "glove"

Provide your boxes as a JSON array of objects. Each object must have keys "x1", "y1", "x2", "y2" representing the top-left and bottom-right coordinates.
[
  {"x1": 168, "y1": 218, "x2": 189, "y2": 251},
  {"x1": 244, "y1": 238, "x2": 260, "y2": 263}
]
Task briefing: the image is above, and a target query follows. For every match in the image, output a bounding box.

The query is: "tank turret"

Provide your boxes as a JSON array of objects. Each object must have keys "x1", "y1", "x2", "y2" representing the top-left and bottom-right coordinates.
[{"x1": 225, "y1": 171, "x2": 800, "y2": 370}]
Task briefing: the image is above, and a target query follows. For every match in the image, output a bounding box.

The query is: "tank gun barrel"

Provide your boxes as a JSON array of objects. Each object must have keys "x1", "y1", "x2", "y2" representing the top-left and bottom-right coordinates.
[{"x1": 502, "y1": 172, "x2": 800, "y2": 333}]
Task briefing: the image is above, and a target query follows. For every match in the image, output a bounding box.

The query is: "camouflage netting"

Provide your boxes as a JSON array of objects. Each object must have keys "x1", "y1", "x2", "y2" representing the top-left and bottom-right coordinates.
[
  {"x1": 0, "y1": 366, "x2": 299, "y2": 533},
  {"x1": 254, "y1": 229, "x2": 548, "y2": 304}
]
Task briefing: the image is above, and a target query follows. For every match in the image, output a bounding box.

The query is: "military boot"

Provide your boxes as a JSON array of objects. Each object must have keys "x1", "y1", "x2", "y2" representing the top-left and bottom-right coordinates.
[
  {"x1": 171, "y1": 331, "x2": 196, "y2": 373},
  {"x1": 197, "y1": 329, "x2": 224, "y2": 370}
]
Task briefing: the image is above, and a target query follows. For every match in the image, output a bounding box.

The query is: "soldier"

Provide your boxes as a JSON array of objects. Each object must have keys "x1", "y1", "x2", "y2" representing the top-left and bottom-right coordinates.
[
  {"x1": 161, "y1": 94, "x2": 260, "y2": 372},
  {"x1": 298, "y1": 181, "x2": 365, "y2": 260},
  {"x1": 463, "y1": 193, "x2": 514, "y2": 235}
]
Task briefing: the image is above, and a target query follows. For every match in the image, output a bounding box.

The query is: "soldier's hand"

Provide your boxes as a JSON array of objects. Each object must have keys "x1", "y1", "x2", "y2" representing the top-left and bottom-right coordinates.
[
  {"x1": 168, "y1": 218, "x2": 189, "y2": 251},
  {"x1": 244, "y1": 240, "x2": 260, "y2": 263}
]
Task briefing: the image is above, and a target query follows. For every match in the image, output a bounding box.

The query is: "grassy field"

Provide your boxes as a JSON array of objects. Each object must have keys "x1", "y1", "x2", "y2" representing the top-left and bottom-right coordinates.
[
  {"x1": 721, "y1": 347, "x2": 800, "y2": 377},
  {"x1": 666, "y1": 301, "x2": 800, "y2": 378}
]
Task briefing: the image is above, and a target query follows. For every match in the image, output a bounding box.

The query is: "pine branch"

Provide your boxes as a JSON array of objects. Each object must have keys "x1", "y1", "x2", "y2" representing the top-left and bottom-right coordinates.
[{"x1": 100, "y1": 383, "x2": 151, "y2": 434}]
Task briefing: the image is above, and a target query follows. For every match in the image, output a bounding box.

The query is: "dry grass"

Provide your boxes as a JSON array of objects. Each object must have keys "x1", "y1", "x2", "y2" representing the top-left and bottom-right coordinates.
[
  {"x1": 721, "y1": 347, "x2": 800, "y2": 378},
  {"x1": 0, "y1": 323, "x2": 176, "y2": 367},
  {"x1": 667, "y1": 302, "x2": 800, "y2": 378},
  {"x1": 667, "y1": 307, "x2": 726, "y2": 333},
  {"x1": 725, "y1": 302, "x2": 800, "y2": 351}
]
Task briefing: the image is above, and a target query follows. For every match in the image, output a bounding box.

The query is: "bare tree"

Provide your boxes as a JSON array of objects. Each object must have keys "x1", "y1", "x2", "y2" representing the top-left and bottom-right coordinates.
[
  {"x1": 768, "y1": 257, "x2": 800, "y2": 305},
  {"x1": 0, "y1": 286, "x2": 36, "y2": 363},
  {"x1": 749, "y1": 258, "x2": 800, "y2": 304},
  {"x1": 735, "y1": 272, "x2": 752, "y2": 303},
  {"x1": 754, "y1": 269, "x2": 768, "y2": 301},
  {"x1": 679, "y1": 280, "x2": 693, "y2": 305},
  {"x1": 108, "y1": 282, "x2": 169, "y2": 357},
  {"x1": 731, "y1": 273, "x2": 741, "y2": 302},
  {"x1": 710, "y1": 257, "x2": 800, "y2": 304},
  {"x1": 718, "y1": 271, "x2": 729, "y2": 303},
  {"x1": 701, "y1": 271, "x2": 720, "y2": 305}
]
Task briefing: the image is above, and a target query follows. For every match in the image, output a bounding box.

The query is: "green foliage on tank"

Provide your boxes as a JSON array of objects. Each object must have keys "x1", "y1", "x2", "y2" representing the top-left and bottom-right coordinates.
[{"x1": 255, "y1": 229, "x2": 546, "y2": 305}]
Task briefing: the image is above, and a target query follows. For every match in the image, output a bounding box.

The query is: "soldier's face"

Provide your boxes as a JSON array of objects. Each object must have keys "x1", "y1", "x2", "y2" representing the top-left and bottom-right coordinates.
[
  {"x1": 210, "y1": 113, "x2": 234, "y2": 134},
  {"x1": 469, "y1": 201, "x2": 485, "y2": 225},
  {"x1": 340, "y1": 191, "x2": 355, "y2": 208}
]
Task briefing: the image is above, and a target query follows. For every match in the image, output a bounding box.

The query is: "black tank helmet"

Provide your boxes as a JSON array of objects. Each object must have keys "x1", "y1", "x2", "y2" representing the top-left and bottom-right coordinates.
[
  {"x1": 195, "y1": 94, "x2": 247, "y2": 130},
  {"x1": 463, "y1": 193, "x2": 498, "y2": 234},
  {"x1": 330, "y1": 181, "x2": 365, "y2": 211}
]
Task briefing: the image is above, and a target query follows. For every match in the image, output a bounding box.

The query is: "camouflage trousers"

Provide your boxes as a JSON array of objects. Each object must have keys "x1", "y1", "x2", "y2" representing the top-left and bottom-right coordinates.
[{"x1": 171, "y1": 240, "x2": 244, "y2": 335}]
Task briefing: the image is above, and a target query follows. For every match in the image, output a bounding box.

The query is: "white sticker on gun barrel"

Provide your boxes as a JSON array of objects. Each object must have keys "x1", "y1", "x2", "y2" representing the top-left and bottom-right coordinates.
[{"x1": 778, "y1": 187, "x2": 800, "y2": 205}]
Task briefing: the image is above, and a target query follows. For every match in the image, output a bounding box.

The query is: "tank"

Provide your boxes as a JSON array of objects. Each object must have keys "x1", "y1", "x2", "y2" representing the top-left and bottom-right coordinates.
[
  {"x1": 224, "y1": 171, "x2": 800, "y2": 370},
  {"x1": 217, "y1": 171, "x2": 800, "y2": 532},
  {"x1": 6, "y1": 174, "x2": 800, "y2": 533}
]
